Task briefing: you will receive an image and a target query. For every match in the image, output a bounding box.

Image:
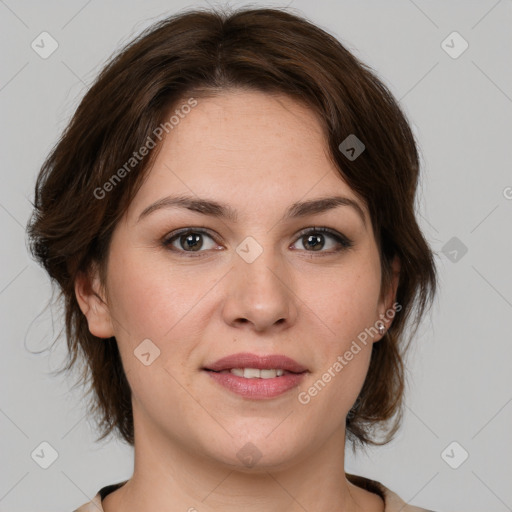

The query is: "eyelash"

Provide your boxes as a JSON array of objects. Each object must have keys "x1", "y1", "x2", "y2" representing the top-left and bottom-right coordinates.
[{"x1": 161, "y1": 226, "x2": 354, "y2": 257}]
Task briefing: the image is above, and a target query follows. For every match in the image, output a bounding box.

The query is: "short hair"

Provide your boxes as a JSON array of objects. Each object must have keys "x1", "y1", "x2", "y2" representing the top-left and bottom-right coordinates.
[{"x1": 27, "y1": 6, "x2": 437, "y2": 448}]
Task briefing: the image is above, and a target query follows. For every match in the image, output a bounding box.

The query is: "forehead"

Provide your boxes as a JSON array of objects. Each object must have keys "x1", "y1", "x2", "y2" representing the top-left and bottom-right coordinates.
[
  {"x1": 126, "y1": 90, "x2": 366, "y2": 222},
  {"x1": 167, "y1": 89, "x2": 327, "y2": 163}
]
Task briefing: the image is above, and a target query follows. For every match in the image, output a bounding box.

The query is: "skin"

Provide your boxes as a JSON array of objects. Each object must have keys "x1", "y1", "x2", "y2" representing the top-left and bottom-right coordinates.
[{"x1": 76, "y1": 89, "x2": 400, "y2": 512}]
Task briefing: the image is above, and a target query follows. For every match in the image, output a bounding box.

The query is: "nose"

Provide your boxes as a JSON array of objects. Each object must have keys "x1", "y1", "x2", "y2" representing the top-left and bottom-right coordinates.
[{"x1": 222, "y1": 244, "x2": 298, "y2": 333}]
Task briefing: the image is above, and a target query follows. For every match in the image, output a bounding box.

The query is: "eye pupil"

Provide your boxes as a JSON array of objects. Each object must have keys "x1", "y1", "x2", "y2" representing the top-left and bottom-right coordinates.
[
  {"x1": 181, "y1": 233, "x2": 202, "y2": 251},
  {"x1": 304, "y1": 234, "x2": 324, "y2": 251}
]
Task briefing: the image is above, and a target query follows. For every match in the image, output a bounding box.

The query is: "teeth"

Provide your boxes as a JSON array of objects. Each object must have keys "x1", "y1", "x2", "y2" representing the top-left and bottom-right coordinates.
[{"x1": 229, "y1": 368, "x2": 286, "y2": 378}]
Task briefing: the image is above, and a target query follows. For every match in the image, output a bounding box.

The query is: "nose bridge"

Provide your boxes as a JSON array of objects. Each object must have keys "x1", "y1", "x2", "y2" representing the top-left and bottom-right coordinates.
[{"x1": 223, "y1": 234, "x2": 296, "y2": 330}]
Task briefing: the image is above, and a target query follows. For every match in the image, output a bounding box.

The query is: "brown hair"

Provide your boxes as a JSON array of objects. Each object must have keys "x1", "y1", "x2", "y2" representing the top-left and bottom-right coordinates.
[{"x1": 27, "y1": 5, "x2": 437, "y2": 448}]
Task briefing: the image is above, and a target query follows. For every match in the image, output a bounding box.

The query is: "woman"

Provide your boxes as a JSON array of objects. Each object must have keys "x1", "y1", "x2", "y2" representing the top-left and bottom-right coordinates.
[{"x1": 27, "y1": 6, "x2": 437, "y2": 512}]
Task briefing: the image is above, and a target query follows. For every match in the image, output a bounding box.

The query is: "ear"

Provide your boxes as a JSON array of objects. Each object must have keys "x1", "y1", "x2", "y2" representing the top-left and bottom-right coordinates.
[
  {"x1": 376, "y1": 255, "x2": 401, "y2": 338},
  {"x1": 74, "y1": 264, "x2": 114, "y2": 339}
]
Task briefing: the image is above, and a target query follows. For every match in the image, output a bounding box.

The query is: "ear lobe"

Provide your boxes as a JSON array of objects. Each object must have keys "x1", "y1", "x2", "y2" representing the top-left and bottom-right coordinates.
[
  {"x1": 378, "y1": 255, "x2": 401, "y2": 333},
  {"x1": 74, "y1": 266, "x2": 114, "y2": 339}
]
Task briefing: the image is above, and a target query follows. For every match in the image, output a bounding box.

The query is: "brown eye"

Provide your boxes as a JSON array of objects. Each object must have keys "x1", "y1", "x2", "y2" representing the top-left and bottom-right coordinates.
[
  {"x1": 163, "y1": 229, "x2": 219, "y2": 254},
  {"x1": 292, "y1": 227, "x2": 353, "y2": 253},
  {"x1": 302, "y1": 233, "x2": 325, "y2": 251}
]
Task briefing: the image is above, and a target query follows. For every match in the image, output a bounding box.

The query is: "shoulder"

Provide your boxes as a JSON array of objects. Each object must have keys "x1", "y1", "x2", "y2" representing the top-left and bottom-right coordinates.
[
  {"x1": 72, "y1": 495, "x2": 102, "y2": 512},
  {"x1": 72, "y1": 481, "x2": 128, "y2": 512},
  {"x1": 346, "y1": 473, "x2": 436, "y2": 512},
  {"x1": 75, "y1": 476, "x2": 437, "y2": 512}
]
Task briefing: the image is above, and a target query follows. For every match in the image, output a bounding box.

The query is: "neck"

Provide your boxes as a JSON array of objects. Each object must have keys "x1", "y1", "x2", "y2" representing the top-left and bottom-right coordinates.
[{"x1": 103, "y1": 412, "x2": 384, "y2": 512}]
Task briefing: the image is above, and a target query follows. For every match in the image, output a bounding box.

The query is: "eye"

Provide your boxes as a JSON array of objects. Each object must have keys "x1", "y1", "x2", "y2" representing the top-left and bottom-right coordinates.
[
  {"x1": 291, "y1": 227, "x2": 353, "y2": 253},
  {"x1": 162, "y1": 228, "x2": 220, "y2": 255},
  {"x1": 162, "y1": 226, "x2": 353, "y2": 257}
]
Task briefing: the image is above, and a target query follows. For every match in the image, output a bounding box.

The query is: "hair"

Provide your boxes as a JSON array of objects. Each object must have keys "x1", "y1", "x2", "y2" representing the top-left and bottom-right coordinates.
[{"x1": 27, "y1": 5, "x2": 437, "y2": 448}]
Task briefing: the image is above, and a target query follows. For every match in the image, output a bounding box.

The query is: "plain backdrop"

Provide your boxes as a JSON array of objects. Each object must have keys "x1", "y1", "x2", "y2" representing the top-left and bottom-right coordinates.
[{"x1": 1, "y1": 1, "x2": 511, "y2": 511}]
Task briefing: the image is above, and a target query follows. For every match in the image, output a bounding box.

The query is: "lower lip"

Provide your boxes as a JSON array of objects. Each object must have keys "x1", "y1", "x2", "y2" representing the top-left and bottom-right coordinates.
[{"x1": 205, "y1": 370, "x2": 307, "y2": 399}]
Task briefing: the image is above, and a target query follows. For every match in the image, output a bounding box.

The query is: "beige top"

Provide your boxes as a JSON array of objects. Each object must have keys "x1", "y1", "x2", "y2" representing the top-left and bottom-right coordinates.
[{"x1": 72, "y1": 474, "x2": 435, "y2": 511}]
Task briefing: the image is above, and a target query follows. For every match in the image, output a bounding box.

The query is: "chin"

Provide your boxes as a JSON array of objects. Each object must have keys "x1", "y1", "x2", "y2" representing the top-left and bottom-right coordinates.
[{"x1": 203, "y1": 431, "x2": 306, "y2": 473}]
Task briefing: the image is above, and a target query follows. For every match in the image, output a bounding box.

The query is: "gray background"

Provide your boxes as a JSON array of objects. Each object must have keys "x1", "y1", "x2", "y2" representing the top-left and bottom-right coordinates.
[{"x1": 1, "y1": 0, "x2": 511, "y2": 511}]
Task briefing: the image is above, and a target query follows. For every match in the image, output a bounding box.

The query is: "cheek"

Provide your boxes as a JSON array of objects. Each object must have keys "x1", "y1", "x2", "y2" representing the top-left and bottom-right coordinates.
[
  {"x1": 306, "y1": 264, "x2": 382, "y2": 347},
  {"x1": 298, "y1": 260, "x2": 380, "y2": 406},
  {"x1": 106, "y1": 250, "x2": 207, "y2": 342},
  {"x1": 104, "y1": 249, "x2": 218, "y2": 393},
  {"x1": 299, "y1": 291, "x2": 376, "y2": 422},
  {"x1": 104, "y1": 254, "x2": 202, "y2": 411}
]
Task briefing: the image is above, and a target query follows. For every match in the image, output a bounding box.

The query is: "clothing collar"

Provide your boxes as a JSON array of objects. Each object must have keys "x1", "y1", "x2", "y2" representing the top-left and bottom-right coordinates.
[{"x1": 73, "y1": 474, "x2": 433, "y2": 512}]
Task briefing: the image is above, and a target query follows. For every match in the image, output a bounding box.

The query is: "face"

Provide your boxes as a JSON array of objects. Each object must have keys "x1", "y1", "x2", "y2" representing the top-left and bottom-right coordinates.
[{"x1": 77, "y1": 89, "x2": 398, "y2": 470}]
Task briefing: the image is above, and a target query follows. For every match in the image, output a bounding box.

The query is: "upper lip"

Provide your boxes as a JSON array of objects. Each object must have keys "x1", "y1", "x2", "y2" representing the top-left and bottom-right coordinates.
[{"x1": 204, "y1": 352, "x2": 308, "y2": 373}]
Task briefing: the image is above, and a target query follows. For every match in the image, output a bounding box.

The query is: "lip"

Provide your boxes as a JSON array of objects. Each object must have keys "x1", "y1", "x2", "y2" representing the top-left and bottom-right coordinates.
[
  {"x1": 203, "y1": 352, "x2": 309, "y2": 400},
  {"x1": 205, "y1": 371, "x2": 306, "y2": 399},
  {"x1": 204, "y1": 352, "x2": 308, "y2": 373}
]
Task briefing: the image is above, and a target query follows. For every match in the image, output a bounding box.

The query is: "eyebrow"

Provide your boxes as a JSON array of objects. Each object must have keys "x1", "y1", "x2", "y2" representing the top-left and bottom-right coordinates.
[{"x1": 137, "y1": 194, "x2": 367, "y2": 228}]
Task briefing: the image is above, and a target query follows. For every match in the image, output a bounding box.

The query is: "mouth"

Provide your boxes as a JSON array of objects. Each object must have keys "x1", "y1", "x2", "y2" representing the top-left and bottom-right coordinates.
[
  {"x1": 203, "y1": 352, "x2": 308, "y2": 374},
  {"x1": 204, "y1": 368, "x2": 302, "y2": 378},
  {"x1": 202, "y1": 352, "x2": 308, "y2": 399}
]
